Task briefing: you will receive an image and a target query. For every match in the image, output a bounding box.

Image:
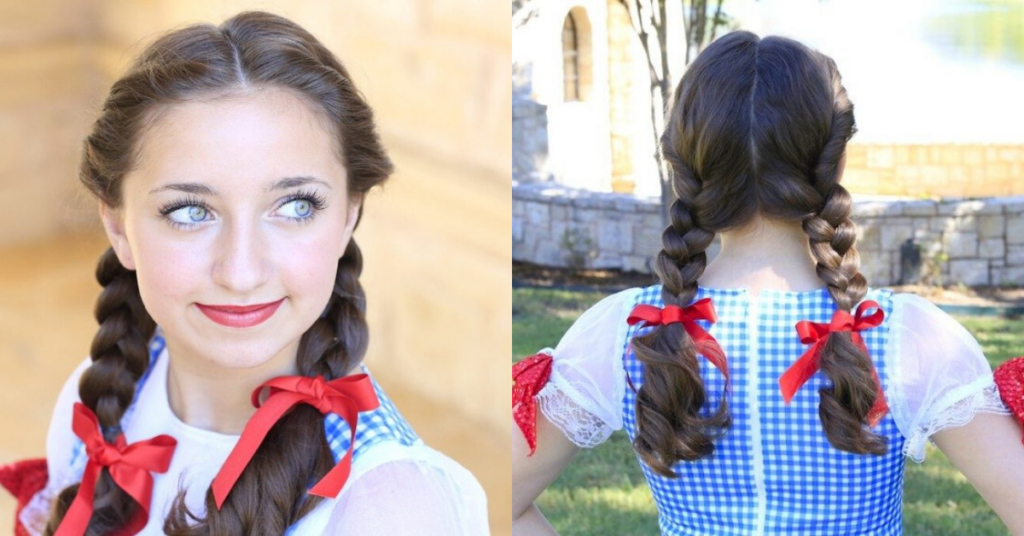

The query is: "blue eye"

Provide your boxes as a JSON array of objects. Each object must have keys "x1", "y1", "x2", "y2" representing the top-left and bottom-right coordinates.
[
  {"x1": 280, "y1": 199, "x2": 313, "y2": 219},
  {"x1": 159, "y1": 197, "x2": 213, "y2": 229},
  {"x1": 186, "y1": 206, "x2": 208, "y2": 221},
  {"x1": 277, "y1": 189, "x2": 327, "y2": 223}
]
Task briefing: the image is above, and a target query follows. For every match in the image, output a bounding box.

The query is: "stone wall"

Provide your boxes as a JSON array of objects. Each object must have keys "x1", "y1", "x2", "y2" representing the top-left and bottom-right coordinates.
[
  {"x1": 512, "y1": 86, "x2": 549, "y2": 180},
  {"x1": 844, "y1": 144, "x2": 1024, "y2": 198},
  {"x1": 513, "y1": 182, "x2": 1024, "y2": 287}
]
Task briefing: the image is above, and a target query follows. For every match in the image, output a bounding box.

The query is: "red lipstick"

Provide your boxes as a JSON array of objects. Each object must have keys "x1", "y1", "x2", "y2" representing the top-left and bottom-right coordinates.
[{"x1": 196, "y1": 298, "x2": 285, "y2": 328}]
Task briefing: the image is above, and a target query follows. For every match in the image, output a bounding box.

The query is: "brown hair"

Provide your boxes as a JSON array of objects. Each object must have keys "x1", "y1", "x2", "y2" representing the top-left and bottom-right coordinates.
[
  {"x1": 45, "y1": 11, "x2": 393, "y2": 535},
  {"x1": 633, "y1": 31, "x2": 883, "y2": 478}
]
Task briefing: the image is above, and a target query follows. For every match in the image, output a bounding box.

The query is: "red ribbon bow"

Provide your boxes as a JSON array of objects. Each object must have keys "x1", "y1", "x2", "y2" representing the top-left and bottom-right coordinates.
[
  {"x1": 780, "y1": 300, "x2": 888, "y2": 426},
  {"x1": 211, "y1": 374, "x2": 379, "y2": 509},
  {"x1": 54, "y1": 403, "x2": 177, "y2": 536},
  {"x1": 627, "y1": 298, "x2": 729, "y2": 378},
  {"x1": 512, "y1": 352, "x2": 554, "y2": 456}
]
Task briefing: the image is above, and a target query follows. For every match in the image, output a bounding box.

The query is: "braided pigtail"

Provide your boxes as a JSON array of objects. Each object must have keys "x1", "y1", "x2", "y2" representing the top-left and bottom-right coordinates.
[
  {"x1": 630, "y1": 33, "x2": 761, "y2": 477},
  {"x1": 45, "y1": 248, "x2": 156, "y2": 535},
  {"x1": 630, "y1": 96, "x2": 732, "y2": 476},
  {"x1": 800, "y1": 59, "x2": 885, "y2": 455},
  {"x1": 632, "y1": 166, "x2": 727, "y2": 478}
]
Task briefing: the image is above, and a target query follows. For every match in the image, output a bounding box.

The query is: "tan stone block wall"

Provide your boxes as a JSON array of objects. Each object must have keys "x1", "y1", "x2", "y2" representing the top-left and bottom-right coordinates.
[
  {"x1": 0, "y1": 0, "x2": 100, "y2": 244},
  {"x1": 844, "y1": 143, "x2": 1024, "y2": 198}
]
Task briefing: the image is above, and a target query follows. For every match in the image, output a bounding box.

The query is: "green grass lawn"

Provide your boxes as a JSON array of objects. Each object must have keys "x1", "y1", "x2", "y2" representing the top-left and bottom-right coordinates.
[{"x1": 513, "y1": 287, "x2": 1024, "y2": 535}]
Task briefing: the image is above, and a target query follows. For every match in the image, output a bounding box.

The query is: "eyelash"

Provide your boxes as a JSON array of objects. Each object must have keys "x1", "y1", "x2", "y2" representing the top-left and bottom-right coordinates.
[{"x1": 157, "y1": 188, "x2": 329, "y2": 230}]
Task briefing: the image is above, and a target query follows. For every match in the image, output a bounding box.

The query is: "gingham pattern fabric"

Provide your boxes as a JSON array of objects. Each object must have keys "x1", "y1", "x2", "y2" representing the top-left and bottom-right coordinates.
[
  {"x1": 623, "y1": 285, "x2": 905, "y2": 535},
  {"x1": 68, "y1": 327, "x2": 421, "y2": 531}
]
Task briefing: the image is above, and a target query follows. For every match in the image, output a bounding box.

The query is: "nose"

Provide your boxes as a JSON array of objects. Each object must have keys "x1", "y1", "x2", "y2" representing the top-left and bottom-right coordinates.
[{"x1": 211, "y1": 217, "x2": 271, "y2": 294}]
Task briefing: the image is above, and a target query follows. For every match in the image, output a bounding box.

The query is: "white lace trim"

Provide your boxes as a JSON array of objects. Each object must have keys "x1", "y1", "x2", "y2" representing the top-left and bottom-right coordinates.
[
  {"x1": 536, "y1": 381, "x2": 614, "y2": 448},
  {"x1": 18, "y1": 486, "x2": 56, "y2": 536},
  {"x1": 903, "y1": 379, "x2": 1011, "y2": 463}
]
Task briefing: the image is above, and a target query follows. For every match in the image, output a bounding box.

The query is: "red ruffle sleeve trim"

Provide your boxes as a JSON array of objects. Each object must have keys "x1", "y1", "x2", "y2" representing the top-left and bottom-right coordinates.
[
  {"x1": 0, "y1": 457, "x2": 48, "y2": 536},
  {"x1": 994, "y1": 356, "x2": 1024, "y2": 444},
  {"x1": 513, "y1": 352, "x2": 553, "y2": 456}
]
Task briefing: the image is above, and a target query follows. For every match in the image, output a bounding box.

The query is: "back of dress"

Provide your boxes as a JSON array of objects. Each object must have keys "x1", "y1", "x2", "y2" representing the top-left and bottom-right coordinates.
[
  {"x1": 622, "y1": 285, "x2": 903, "y2": 536},
  {"x1": 524, "y1": 282, "x2": 1007, "y2": 535}
]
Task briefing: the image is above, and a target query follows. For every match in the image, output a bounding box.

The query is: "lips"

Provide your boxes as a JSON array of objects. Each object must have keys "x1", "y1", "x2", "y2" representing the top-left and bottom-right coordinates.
[{"x1": 196, "y1": 298, "x2": 285, "y2": 328}]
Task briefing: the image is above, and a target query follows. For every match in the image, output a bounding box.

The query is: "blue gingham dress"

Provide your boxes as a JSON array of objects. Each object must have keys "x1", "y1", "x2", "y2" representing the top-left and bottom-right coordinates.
[
  {"x1": 623, "y1": 285, "x2": 904, "y2": 535},
  {"x1": 65, "y1": 328, "x2": 421, "y2": 533}
]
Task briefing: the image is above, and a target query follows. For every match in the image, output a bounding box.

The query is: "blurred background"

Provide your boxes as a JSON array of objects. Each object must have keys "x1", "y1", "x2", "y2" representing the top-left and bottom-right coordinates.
[
  {"x1": 513, "y1": 0, "x2": 1023, "y2": 534},
  {"x1": 0, "y1": 1, "x2": 510, "y2": 534}
]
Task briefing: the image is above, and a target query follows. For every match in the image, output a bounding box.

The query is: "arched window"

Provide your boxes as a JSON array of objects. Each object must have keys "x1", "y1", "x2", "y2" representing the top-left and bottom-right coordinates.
[
  {"x1": 562, "y1": 15, "x2": 580, "y2": 101},
  {"x1": 561, "y1": 8, "x2": 592, "y2": 102}
]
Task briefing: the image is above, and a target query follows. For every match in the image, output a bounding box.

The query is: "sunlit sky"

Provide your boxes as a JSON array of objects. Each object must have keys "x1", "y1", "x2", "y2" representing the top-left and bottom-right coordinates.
[{"x1": 729, "y1": 0, "x2": 1024, "y2": 143}]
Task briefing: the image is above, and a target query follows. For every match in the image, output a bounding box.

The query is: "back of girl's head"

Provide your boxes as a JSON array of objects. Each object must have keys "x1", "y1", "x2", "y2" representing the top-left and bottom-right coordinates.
[
  {"x1": 47, "y1": 11, "x2": 392, "y2": 535},
  {"x1": 633, "y1": 31, "x2": 883, "y2": 478}
]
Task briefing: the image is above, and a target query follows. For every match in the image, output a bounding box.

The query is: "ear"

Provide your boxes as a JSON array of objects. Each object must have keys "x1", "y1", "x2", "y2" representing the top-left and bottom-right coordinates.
[
  {"x1": 340, "y1": 198, "x2": 362, "y2": 257},
  {"x1": 98, "y1": 201, "x2": 136, "y2": 270},
  {"x1": 837, "y1": 152, "x2": 847, "y2": 182}
]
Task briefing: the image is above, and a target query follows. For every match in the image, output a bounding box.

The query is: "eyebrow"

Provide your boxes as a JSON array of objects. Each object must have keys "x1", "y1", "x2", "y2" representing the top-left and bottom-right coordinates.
[{"x1": 148, "y1": 176, "x2": 332, "y2": 196}]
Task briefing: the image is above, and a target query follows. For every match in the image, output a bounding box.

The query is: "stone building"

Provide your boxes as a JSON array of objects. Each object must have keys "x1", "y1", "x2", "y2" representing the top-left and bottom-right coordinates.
[
  {"x1": 514, "y1": 0, "x2": 663, "y2": 197},
  {"x1": 513, "y1": 0, "x2": 1024, "y2": 288}
]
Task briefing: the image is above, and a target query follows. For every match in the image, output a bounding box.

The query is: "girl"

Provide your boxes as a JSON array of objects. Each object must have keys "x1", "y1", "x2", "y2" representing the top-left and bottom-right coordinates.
[
  {"x1": 512, "y1": 31, "x2": 1024, "y2": 534},
  {"x1": 3, "y1": 11, "x2": 487, "y2": 535}
]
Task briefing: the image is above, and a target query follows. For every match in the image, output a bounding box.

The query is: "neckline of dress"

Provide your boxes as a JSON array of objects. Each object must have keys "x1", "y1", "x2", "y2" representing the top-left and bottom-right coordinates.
[{"x1": 696, "y1": 285, "x2": 830, "y2": 298}]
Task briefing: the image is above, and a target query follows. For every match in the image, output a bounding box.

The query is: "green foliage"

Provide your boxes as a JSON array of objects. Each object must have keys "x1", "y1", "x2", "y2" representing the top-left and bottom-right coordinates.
[
  {"x1": 514, "y1": 288, "x2": 1024, "y2": 535},
  {"x1": 921, "y1": 249, "x2": 950, "y2": 287},
  {"x1": 924, "y1": 0, "x2": 1024, "y2": 65},
  {"x1": 560, "y1": 228, "x2": 596, "y2": 272}
]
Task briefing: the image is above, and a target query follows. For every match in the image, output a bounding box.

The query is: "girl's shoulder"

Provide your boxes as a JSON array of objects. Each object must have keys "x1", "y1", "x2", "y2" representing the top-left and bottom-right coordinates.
[
  {"x1": 308, "y1": 372, "x2": 489, "y2": 534},
  {"x1": 311, "y1": 442, "x2": 489, "y2": 535},
  {"x1": 332, "y1": 365, "x2": 422, "y2": 459}
]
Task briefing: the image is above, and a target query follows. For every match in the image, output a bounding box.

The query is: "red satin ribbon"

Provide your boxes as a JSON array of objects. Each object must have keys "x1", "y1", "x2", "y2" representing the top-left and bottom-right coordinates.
[
  {"x1": 211, "y1": 374, "x2": 379, "y2": 509},
  {"x1": 627, "y1": 298, "x2": 729, "y2": 378},
  {"x1": 512, "y1": 352, "x2": 554, "y2": 456},
  {"x1": 780, "y1": 300, "x2": 888, "y2": 426},
  {"x1": 54, "y1": 403, "x2": 176, "y2": 536}
]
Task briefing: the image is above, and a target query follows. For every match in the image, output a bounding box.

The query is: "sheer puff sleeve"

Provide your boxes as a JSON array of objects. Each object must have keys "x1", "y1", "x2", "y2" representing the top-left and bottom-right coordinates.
[
  {"x1": 321, "y1": 445, "x2": 488, "y2": 535},
  {"x1": 528, "y1": 288, "x2": 638, "y2": 449},
  {"x1": 888, "y1": 293, "x2": 1011, "y2": 462}
]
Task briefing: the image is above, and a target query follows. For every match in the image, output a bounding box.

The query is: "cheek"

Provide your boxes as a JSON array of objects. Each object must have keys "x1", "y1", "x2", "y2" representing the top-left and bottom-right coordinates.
[
  {"x1": 132, "y1": 237, "x2": 208, "y2": 321},
  {"x1": 277, "y1": 225, "x2": 347, "y2": 308}
]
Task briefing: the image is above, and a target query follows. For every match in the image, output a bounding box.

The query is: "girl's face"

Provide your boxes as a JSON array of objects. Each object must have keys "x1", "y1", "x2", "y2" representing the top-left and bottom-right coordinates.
[{"x1": 99, "y1": 87, "x2": 359, "y2": 371}]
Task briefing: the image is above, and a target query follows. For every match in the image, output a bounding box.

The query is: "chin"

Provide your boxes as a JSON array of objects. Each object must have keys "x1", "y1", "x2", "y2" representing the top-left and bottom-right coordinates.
[{"x1": 208, "y1": 338, "x2": 298, "y2": 371}]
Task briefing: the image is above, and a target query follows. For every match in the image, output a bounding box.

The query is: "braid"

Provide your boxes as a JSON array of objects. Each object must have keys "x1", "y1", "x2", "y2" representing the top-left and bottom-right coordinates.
[
  {"x1": 631, "y1": 142, "x2": 729, "y2": 478},
  {"x1": 46, "y1": 248, "x2": 156, "y2": 535},
  {"x1": 800, "y1": 63, "x2": 886, "y2": 455}
]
